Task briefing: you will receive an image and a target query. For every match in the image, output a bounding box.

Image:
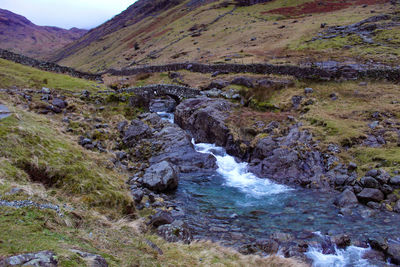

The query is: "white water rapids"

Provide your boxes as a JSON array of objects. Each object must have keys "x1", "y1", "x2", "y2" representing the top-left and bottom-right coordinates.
[
  {"x1": 158, "y1": 112, "x2": 379, "y2": 267},
  {"x1": 193, "y1": 141, "x2": 376, "y2": 267}
]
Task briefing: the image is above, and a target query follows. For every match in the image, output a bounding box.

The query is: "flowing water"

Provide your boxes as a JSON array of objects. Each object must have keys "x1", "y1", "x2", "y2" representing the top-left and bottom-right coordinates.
[{"x1": 160, "y1": 114, "x2": 400, "y2": 266}]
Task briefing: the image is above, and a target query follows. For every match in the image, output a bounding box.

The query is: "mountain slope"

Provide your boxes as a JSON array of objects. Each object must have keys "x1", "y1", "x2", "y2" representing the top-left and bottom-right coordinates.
[
  {"x1": 0, "y1": 8, "x2": 87, "y2": 60},
  {"x1": 52, "y1": 0, "x2": 397, "y2": 72}
]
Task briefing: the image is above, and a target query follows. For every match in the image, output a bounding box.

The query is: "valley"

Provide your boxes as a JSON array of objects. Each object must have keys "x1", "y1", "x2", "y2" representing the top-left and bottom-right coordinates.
[{"x1": 1, "y1": 0, "x2": 400, "y2": 266}]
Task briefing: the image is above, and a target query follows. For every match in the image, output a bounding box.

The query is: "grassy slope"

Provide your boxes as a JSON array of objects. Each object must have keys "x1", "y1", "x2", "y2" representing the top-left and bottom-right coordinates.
[
  {"x1": 0, "y1": 59, "x2": 307, "y2": 266},
  {"x1": 0, "y1": 58, "x2": 105, "y2": 92},
  {"x1": 57, "y1": 0, "x2": 396, "y2": 72}
]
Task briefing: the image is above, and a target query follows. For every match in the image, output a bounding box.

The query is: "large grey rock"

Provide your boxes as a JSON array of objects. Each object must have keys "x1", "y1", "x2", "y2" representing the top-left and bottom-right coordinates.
[
  {"x1": 333, "y1": 189, "x2": 358, "y2": 208},
  {"x1": 0, "y1": 251, "x2": 57, "y2": 266},
  {"x1": 142, "y1": 161, "x2": 179, "y2": 192},
  {"x1": 357, "y1": 188, "x2": 384, "y2": 203},
  {"x1": 148, "y1": 211, "x2": 174, "y2": 227},
  {"x1": 157, "y1": 219, "x2": 193, "y2": 244},
  {"x1": 207, "y1": 79, "x2": 229, "y2": 89},
  {"x1": 122, "y1": 120, "x2": 152, "y2": 146},
  {"x1": 175, "y1": 97, "x2": 234, "y2": 147},
  {"x1": 147, "y1": 123, "x2": 217, "y2": 173},
  {"x1": 231, "y1": 76, "x2": 254, "y2": 88},
  {"x1": 249, "y1": 126, "x2": 327, "y2": 188},
  {"x1": 52, "y1": 98, "x2": 67, "y2": 109},
  {"x1": 360, "y1": 176, "x2": 380, "y2": 188}
]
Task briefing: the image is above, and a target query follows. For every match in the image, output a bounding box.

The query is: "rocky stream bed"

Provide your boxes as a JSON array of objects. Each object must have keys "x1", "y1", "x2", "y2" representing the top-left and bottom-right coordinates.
[{"x1": 121, "y1": 96, "x2": 400, "y2": 266}]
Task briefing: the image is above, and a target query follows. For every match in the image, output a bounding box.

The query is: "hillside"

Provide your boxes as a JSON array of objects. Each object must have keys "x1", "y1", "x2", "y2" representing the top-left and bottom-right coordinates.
[
  {"x1": 52, "y1": 0, "x2": 399, "y2": 72},
  {"x1": 0, "y1": 9, "x2": 87, "y2": 60}
]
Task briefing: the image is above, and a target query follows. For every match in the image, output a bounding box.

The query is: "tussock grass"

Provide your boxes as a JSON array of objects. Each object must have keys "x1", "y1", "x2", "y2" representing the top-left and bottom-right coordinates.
[{"x1": 0, "y1": 109, "x2": 133, "y2": 216}]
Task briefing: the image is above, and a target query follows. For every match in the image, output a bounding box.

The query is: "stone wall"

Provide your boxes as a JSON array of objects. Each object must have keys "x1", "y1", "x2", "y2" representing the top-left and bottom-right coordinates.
[
  {"x1": 0, "y1": 49, "x2": 101, "y2": 81},
  {"x1": 106, "y1": 62, "x2": 400, "y2": 82}
]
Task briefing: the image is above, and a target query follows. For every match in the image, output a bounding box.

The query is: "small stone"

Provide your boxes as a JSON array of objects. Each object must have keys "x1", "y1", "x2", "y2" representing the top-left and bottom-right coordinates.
[
  {"x1": 131, "y1": 189, "x2": 144, "y2": 204},
  {"x1": 367, "y1": 201, "x2": 381, "y2": 209},
  {"x1": 368, "y1": 121, "x2": 380, "y2": 129},
  {"x1": 304, "y1": 87, "x2": 314, "y2": 94},
  {"x1": 41, "y1": 87, "x2": 50, "y2": 94},
  {"x1": 348, "y1": 162, "x2": 357, "y2": 171},
  {"x1": 329, "y1": 93, "x2": 338, "y2": 100}
]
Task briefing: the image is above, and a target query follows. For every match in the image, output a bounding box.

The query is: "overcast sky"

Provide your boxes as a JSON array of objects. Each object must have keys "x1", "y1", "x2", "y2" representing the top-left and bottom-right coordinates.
[{"x1": 1, "y1": 0, "x2": 136, "y2": 29}]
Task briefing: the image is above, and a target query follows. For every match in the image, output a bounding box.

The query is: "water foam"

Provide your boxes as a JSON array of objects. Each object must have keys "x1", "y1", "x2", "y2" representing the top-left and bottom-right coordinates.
[
  {"x1": 306, "y1": 232, "x2": 374, "y2": 267},
  {"x1": 194, "y1": 141, "x2": 290, "y2": 197},
  {"x1": 306, "y1": 246, "x2": 372, "y2": 267},
  {"x1": 157, "y1": 112, "x2": 174, "y2": 123}
]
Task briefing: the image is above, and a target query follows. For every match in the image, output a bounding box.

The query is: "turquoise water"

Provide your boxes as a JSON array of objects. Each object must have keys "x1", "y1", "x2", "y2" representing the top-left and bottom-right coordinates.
[
  {"x1": 171, "y1": 142, "x2": 400, "y2": 266},
  {"x1": 158, "y1": 113, "x2": 399, "y2": 266}
]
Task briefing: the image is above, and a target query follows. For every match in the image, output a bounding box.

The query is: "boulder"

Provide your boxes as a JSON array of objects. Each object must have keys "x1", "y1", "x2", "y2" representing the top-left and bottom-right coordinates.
[
  {"x1": 231, "y1": 76, "x2": 254, "y2": 88},
  {"x1": 52, "y1": 98, "x2": 67, "y2": 109},
  {"x1": 122, "y1": 120, "x2": 152, "y2": 146},
  {"x1": 157, "y1": 220, "x2": 193, "y2": 244},
  {"x1": 376, "y1": 171, "x2": 391, "y2": 184},
  {"x1": 357, "y1": 188, "x2": 384, "y2": 203},
  {"x1": 147, "y1": 124, "x2": 217, "y2": 172},
  {"x1": 148, "y1": 211, "x2": 174, "y2": 228},
  {"x1": 0, "y1": 251, "x2": 57, "y2": 266},
  {"x1": 368, "y1": 237, "x2": 388, "y2": 252},
  {"x1": 333, "y1": 234, "x2": 351, "y2": 249},
  {"x1": 360, "y1": 176, "x2": 380, "y2": 188},
  {"x1": 333, "y1": 189, "x2": 358, "y2": 208},
  {"x1": 175, "y1": 98, "x2": 234, "y2": 147},
  {"x1": 207, "y1": 79, "x2": 229, "y2": 89},
  {"x1": 142, "y1": 161, "x2": 179, "y2": 192}
]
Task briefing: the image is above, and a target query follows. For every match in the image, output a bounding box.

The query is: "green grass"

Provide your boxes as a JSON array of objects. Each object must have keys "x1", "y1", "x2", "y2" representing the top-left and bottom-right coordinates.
[
  {"x1": 0, "y1": 58, "x2": 105, "y2": 92},
  {"x1": 0, "y1": 110, "x2": 133, "y2": 216},
  {"x1": 350, "y1": 147, "x2": 400, "y2": 173}
]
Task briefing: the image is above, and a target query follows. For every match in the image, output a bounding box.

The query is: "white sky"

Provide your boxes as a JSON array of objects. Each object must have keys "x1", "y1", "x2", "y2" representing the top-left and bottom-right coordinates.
[{"x1": 0, "y1": 0, "x2": 136, "y2": 29}]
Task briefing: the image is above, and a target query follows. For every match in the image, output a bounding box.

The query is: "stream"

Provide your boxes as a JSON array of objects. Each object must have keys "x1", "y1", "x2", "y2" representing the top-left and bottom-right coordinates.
[{"x1": 158, "y1": 112, "x2": 400, "y2": 266}]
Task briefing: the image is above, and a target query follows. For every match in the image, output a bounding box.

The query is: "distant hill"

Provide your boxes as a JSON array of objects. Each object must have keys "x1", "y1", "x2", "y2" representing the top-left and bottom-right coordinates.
[
  {"x1": 0, "y1": 8, "x2": 88, "y2": 60},
  {"x1": 51, "y1": 0, "x2": 396, "y2": 72}
]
